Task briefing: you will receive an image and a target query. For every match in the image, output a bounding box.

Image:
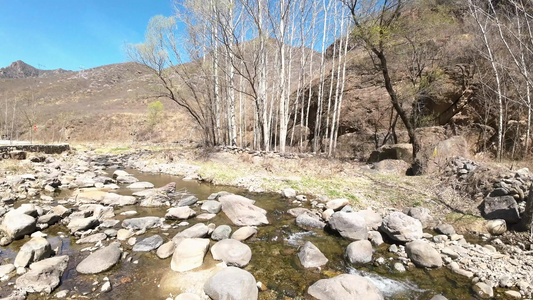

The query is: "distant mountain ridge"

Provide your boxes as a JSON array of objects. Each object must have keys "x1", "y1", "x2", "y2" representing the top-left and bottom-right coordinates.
[{"x1": 0, "y1": 60, "x2": 72, "y2": 79}]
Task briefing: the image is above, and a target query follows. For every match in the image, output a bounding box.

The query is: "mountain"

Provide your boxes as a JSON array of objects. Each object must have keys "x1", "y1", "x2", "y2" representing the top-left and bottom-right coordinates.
[{"x1": 0, "y1": 60, "x2": 72, "y2": 79}]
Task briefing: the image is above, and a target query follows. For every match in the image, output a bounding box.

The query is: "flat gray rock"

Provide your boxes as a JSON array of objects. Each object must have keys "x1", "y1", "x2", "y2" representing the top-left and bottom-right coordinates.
[
  {"x1": 173, "y1": 223, "x2": 209, "y2": 242},
  {"x1": 218, "y1": 194, "x2": 269, "y2": 226},
  {"x1": 14, "y1": 237, "x2": 52, "y2": 268},
  {"x1": 231, "y1": 226, "x2": 257, "y2": 241},
  {"x1": 122, "y1": 217, "x2": 163, "y2": 230},
  {"x1": 76, "y1": 242, "x2": 122, "y2": 274},
  {"x1": 204, "y1": 267, "x2": 258, "y2": 300},
  {"x1": 178, "y1": 195, "x2": 199, "y2": 207},
  {"x1": 133, "y1": 235, "x2": 164, "y2": 252},
  {"x1": 76, "y1": 233, "x2": 107, "y2": 244}
]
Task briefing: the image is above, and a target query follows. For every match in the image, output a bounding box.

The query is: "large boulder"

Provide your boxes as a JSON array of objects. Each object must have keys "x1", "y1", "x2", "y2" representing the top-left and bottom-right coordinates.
[
  {"x1": 15, "y1": 255, "x2": 69, "y2": 294},
  {"x1": 368, "y1": 143, "x2": 413, "y2": 164},
  {"x1": 171, "y1": 238, "x2": 210, "y2": 272},
  {"x1": 204, "y1": 267, "x2": 258, "y2": 300},
  {"x1": 210, "y1": 239, "x2": 252, "y2": 267},
  {"x1": 0, "y1": 210, "x2": 37, "y2": 239},
  {"x1": 308, "y1": 274, "x2": 384, "y2": 300},
  {"x1": 403, "y1": 207, "x2": 434, "y2": 228},
  {"x1": 76, "y1": 242, "x2": 122, "y2": 274},
  {"x1": 405, "y1": 240, "x2": 442, "y2": 268},
  {"x1": 328, "y1": 212, "x2": 368, "y2": 241},
  {"x1": 354, "y1": 210, "x2": 383, "y2": 230},
  {"x1": 14, "y1": 237, "x2": 52, "y2": 268},
  {"x1": 218, "y1": 194, "x2": 269, "y2": 226},
  {"x1": 297, "y1": 241, "x2": 328, "y2": 268},
  {"x1": 231, "y1": 226, "x2": 257, "y2": 241},
  {"x1": 345, "y1": 240, "x2": 373, "y2": 264},
  {"x1": 482, "y1": 196, "x2": 521, "y2": 223},
  {"x1": 380, "y1": 212, "x2": 423, "y2": 242},
  {"x1": 178, "y1": 195, "x2": 199, "y2": 207}
]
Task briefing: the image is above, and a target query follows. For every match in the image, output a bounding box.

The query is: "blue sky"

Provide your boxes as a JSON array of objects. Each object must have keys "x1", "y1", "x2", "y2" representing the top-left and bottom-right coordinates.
[{"x1": 0, "y1": 0, "x2": 174, "y2": 71}]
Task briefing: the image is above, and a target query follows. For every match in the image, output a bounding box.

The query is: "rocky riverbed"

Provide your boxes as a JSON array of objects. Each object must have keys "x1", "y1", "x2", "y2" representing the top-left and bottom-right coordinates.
[{"x1": 0, "y1": 151, "x2": 532, "y2": 299}]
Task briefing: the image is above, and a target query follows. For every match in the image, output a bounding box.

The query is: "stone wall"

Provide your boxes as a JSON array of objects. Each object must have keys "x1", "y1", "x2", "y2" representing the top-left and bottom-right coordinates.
[{"x1": 0, "y1": 144, "x2": 70, "y2": 155}]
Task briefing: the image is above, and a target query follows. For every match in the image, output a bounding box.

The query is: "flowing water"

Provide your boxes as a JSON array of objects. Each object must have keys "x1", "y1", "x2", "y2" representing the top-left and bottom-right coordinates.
[{"x1": 0, "y1": 169, "x2": 479, "y2": 299}]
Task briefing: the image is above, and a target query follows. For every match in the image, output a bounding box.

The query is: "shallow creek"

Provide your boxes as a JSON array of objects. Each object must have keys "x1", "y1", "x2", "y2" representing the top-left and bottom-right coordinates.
[{"x1": 0, "y1": 169, "x2": 478, "y2": 299}]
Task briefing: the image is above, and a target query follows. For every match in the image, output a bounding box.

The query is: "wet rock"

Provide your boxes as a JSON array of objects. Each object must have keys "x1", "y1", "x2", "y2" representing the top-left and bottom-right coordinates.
[
  {"x1": 231, "y1": 226, "x2": 257, "y2": 241},
  {"x1": 173, "y1": 223, "x2": 209, "y2": 240},
  {"x1": 132, "y1": 235, "x2": 164, "y2": 252},
  {"x1": 504, "y1": 290, "x2": 522, "y2": 299},
  {"x1": 171, "y1": 238, "x2": 210, "y2": 272},
  {"x1": 115, "y1": 175, "x2": 138, "y2": 184},
  {"x1": 435, "y1": 223, "x2": 455, "y2": 236},
  {"x1": 211, "y1": 239, "x2": 252, "y2": 267},
  {"x1": 201, "y1": 200, "x2": 222, "y2": 214},
  {"x1": 328, "y1": 212, "x2": 368, "y2": 241},
  {"x1": 394, "y1": 262, "x2": 406, "y2": 273},
  {"x1": 204, "y1": 267, "x2": 258, "y2": 300},
  {"x1": 281, "y1": 188, "x2": 296, "y2": 198},
  {"x1": 14, "y1": 237, "x2": 52, "y2": 268},
  {"x1": 308, "y1": 274, "x2": 383, "y2": 300},
  {"x1": 472, "y1": 282, "x2": 493, "y2": 298},
  {"x1": 380, "y1": 212, "x2": 423, "y2": 242},
  {"x1": 126, "y1": 182, "x2": 155, "y2": 189},
  {"x1": 296, "y1": 213, "x2": 326, "y2": 229},
  {"x1": 218, "y1": 194, "x2": 269, "y2": 226},
  {"x1": 165, "y1": 207, "x2": 196, "y2": 220},
  {"x1": 326, "y1": 199, "x2": 349, "y2": 211},
  {"x1": 76, "y1": 242, "x2": 122, "y2": 274},
  {"x1": 430, "y1": 295, "x2": 448, "y2": 300},
  {"x1": 156, "y1": 241, "x2": 175, "y2": 259},
  {"x1": 486, "y1": 219, "x2": 507, "y2": 235},
  {"x1": 15, "y1": 255, "x2": 69, "y2": 294},
  {"x1": 211, "y1": 225, "x2": 232, "y2": 241},
  {"x1": 482, "y1": 196, "x2": 521, "y2": 223},
  {"x1": 405, "y1": 240, "x2": 442, "y2": 268},
  {"x1": 403, "y1": 207, "x2": 434, "y2": 228},
  {"x1": 322, "y1": 209, "x2": 334, "y2": 222},
  {"x1": 346, "y1": 240, "x2": 373, "y2": 264},
  {"x1": 0, "y1": 210, "x2": 37, "y2": 240},
  {"x1": 67, "y1": 217, "x2": 99, "y2": 233},
  {"x1": 122, "y1": 216, "x2": 163, "y2": 230},
  {"x1": 178, "y1": 195, "x2": 199, "y2": 207},
  {"x1": 297, "y1": 241, "x2": 328, "y2": 268}
]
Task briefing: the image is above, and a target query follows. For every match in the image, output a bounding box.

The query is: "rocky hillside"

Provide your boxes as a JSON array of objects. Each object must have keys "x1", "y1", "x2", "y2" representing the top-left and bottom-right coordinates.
[{"x1": 0, "y1": 60, "x2": 71, "y2": 79}]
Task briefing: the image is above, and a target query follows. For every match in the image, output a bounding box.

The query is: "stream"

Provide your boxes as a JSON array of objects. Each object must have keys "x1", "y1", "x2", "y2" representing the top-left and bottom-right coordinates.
[{"x1": 0, "y1": 168, "x2": 478, "y2": 299}]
